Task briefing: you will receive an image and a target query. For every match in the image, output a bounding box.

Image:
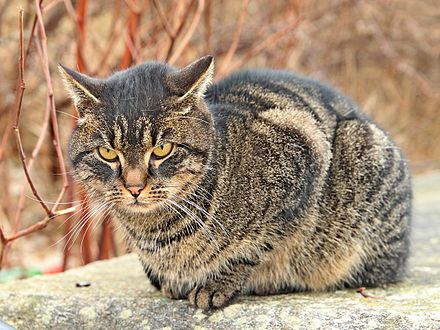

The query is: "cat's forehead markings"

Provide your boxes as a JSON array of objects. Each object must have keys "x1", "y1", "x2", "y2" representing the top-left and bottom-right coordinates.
[
  {"x1": 135, "y1": 117, "x2": 151, "y2": 142},
  {"x1": 142, "y1": 120, "x2": 154, "y2": 147},
  {"x1": 113, "y1": 115, "x2": 129, "y2": 149}
]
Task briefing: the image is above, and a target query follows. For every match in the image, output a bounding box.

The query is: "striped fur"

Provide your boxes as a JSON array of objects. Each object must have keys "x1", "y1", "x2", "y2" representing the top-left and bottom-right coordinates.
[{"x1": 62, "y1": 56, "x2": 411, "y2": 310}]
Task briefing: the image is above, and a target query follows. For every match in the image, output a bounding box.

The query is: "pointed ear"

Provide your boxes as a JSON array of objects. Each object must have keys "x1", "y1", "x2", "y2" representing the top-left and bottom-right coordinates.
[
  {"x1": 167, "y1": 55, "x2": 214, "y2": 100},
  {"x1": 58, "y1": 64, "x2": 102, "y2": 116}
]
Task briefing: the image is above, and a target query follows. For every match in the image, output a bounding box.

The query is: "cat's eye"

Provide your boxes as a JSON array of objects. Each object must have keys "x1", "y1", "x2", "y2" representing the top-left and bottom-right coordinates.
[
  {"x1": 152, "y1": 143, "x2": 174, "y2": 159},
  {"x1": 97, "y1": 147, "x2": 119, "y2": 162}
]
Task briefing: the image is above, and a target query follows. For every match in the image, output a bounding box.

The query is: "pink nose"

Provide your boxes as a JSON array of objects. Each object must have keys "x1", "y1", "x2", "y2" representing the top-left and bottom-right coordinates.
[{"x1": 125, "y1": 185, "x2": 144, "y2": 198}]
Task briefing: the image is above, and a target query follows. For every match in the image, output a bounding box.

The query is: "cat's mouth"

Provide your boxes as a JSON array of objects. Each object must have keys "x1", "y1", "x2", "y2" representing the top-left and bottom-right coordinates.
[
  {"x1": 122, "y1": 198, "x2": 163, "y2": 213},
  {"x1": 129, "y1": 199, "x2": 149, "y2": 207}
]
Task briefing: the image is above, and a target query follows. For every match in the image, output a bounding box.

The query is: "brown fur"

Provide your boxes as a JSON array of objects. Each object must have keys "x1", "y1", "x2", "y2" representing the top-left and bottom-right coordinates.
[{"x1": 61, "y1": 56, "x2": 411, "y2": 310}]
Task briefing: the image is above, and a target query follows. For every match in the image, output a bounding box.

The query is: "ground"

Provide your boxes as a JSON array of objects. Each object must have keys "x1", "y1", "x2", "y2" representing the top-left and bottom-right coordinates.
[{"x1": 0, "y1": 172, "x2": 439, "y2": 329}]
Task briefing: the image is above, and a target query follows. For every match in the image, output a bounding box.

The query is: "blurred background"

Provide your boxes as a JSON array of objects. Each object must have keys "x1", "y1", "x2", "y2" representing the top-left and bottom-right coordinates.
[{"x1": 0, "y1": 0, "x2": 439, "y2": 280}]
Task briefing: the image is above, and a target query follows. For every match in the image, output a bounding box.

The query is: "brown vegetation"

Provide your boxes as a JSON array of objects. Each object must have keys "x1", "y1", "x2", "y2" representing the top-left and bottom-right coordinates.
[{"x1": 0, "y1": 0, "x2": 438, "y2": 273}]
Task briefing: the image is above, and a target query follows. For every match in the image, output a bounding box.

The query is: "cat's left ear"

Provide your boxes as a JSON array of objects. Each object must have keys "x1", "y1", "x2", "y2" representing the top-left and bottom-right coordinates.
[
  {"x1": 167, "y1": 55, "x2": 214, "y2": 100},
  {"x1": 58, "y1": 64, "x2": 102, "y2": 116}
]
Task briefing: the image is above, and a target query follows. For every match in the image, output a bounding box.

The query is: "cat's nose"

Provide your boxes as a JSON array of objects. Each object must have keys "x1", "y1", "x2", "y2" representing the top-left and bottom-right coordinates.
[
  {"x1": 123, "y1": 168, "x2": 146, "y2": 198},
  {"x1": 125, "y1": 184, "x2": 144, "y2": 198}
]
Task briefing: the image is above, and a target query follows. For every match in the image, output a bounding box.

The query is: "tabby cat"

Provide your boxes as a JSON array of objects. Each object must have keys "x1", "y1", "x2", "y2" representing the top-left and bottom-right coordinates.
[{"x1": 60, "y1": 56, "x2": 411, "y2": 310}]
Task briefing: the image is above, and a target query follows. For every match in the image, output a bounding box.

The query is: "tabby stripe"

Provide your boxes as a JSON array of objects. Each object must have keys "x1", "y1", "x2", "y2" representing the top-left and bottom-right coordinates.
[
  {"x1": 227, "y1": 88, "x2": 277, "y2": 110},
  {"x1": 179, "y1": 144, "x2": 208, "y2": 158},
  {"x1": 134, "y1": 222, "x2": 201, "y2": 253},
  {"x1": 267, "y1": 82, "x2": 324, "y2": 124},
  {"x1": 72, "y1": 150, "x2": 91, "y2": 166},
  {"x1": 141, "y1": 262, "x2": 161, "y2": 290},
  {"x1": 365, "y1": 147, "x2": 396, "y2": 203},
  {"x1": 375, "y1": 161, "x2": 408, "y2": 216},
  {"x1": 384, "y1": 209, "x2": 410, "y2": 246}
]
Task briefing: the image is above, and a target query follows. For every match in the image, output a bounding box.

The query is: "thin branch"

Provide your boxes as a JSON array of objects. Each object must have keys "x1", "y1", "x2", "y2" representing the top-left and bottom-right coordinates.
[
  {"x1": 203, "y1": 0, "x2": 213, "y2": 54},
  {"x1": 152, "y1": 0, "x2": 174, "y2": 38},
  {"x1": 217, "y1": 0, "x2": 249, "y2": 76},
  {"x1": 368, "y1": 17, "x2": 438, "y2": 98},
  {"x1": 35, "y1": 0, "x2": 70, "y2": 198},
  {"x1": 91, "y1": 0, "x2": 125, "y2": 74},
  {"x1": 169, "y1": 0, "x2": 205, "y2": 65},
  {"x1": 13, "y1": 39, "x2": 54, "y2": 232},
  {"x1": 224, "y1": 16, "x2": 301, "y2": 75},
  {"x1": 121, "y1": 0, "x2": 141, "y2": 69},
  {"x1": 5, "y1": 207, "x2": 78, "y2": 243},
  {"x1": 12, "y1": 8, "x2": 53, "y2": 217},
  {"x1": 165, "y1": 0, "x2": 196, "y2": 61},
  {"x1": 0, "y1": 0, "x2": 42, "y2": 163},
  {"x1": 75, "y1": 0, "x2": 88, "y2": 72},
  {"x1": 357, "y1": 287, "x2": 383, "y2": 299}
]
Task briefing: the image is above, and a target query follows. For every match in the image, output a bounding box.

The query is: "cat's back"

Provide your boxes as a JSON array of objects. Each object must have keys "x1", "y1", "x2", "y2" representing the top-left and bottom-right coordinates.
[{"x1": 206, "y1": 69, "x2": 364, "y2": 124}]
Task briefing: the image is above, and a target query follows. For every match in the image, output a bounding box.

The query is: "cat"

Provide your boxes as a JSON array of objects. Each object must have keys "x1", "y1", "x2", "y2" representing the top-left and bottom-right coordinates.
[{"x1": 60, "y1": 55, "x2": 411, "y2": 310}]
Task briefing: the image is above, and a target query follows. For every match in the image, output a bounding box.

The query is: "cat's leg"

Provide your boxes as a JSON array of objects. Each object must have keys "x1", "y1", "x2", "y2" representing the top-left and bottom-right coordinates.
[
  {"x1": 187, "y1": 259, "x2": 257, "y2": 310},
  {"x1": 139, "y1": 259, "x2": 162, "y2": 290}
]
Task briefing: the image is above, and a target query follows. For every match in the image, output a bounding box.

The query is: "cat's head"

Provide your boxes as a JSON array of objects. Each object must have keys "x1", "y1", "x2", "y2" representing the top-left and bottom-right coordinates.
[{"x1": 60, "y1": 56, "x2": 215, "y2": 214}]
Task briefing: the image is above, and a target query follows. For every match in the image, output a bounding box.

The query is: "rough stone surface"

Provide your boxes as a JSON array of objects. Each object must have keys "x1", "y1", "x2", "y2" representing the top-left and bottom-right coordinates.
[{"x1": 1, "y1": 173, "x2": 439, "y2": 330}]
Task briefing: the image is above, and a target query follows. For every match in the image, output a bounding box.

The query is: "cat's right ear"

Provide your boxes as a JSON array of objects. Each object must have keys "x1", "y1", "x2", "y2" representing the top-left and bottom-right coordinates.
[
  {"x1": 167, "y1": 55, "x2": 214, "y2": 100},
  {"x1": 58, "y1": 64, "x2": 101, "y2": 116}
]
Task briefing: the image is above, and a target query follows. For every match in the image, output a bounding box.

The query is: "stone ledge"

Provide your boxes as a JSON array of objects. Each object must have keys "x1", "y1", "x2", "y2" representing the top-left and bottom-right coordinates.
[{"x1": 1, "y1": 173, "x2": 439, "y2": 329}]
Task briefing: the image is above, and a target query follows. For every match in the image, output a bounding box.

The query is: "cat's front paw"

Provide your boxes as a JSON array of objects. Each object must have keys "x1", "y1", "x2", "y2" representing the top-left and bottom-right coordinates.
[{"x1": 188, "y1": 283, "x2": 241, "y2": 310}]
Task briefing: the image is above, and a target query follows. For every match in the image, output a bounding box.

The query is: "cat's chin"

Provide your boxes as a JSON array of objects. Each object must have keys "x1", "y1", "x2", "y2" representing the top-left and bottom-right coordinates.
[{"x1": 119, "y1": 200, "x2": 164, "y2": 214}]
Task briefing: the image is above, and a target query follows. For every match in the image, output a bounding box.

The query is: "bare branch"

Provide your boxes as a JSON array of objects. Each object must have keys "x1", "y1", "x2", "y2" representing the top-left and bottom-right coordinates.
[
  {"x1": 223, "y1": 16, "x2": 301, "y2": 76},
  {"x1": 12, "y1": 8, "x2": 53, "y2": 217},
  {"x1": 218, "y1": 0, "x2": 249, "y2": 77},
  {"x1": 169, "y1": 0, "x2": 205, "y2": 65},
  {"x1": 165, "y1": 0, "x2": 196, "y2": 62},
  {"x1": 152, "y1": 0, "x2": 174, "y2": 38},
  {"x1": 5, "y1": 207, "x2": 78, "y2": 243}
]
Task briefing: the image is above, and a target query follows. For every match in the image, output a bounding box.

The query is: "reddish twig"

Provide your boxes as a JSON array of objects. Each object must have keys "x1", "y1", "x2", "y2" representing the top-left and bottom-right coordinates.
[
  {"x1": 368, "y1": 16, "x2": 438, "y2": 98},
  {"x1": 152, "y1": 0, "x2": 174, "y2": 38},
  {"x1": 224, "y1": 16, "x2": 301, "y2": 76},
  {"x1": 121, "y1": 0, "x2": 141, "y2": 69},
  {"x1": 357, "y1": 287, "x2": 384, "y2": 299},
  {"x1": 91, "y1": 0, "x2": 125, "y2": 75},
  {"x1": 72, "y1": 0, "x2": 93, "y2": 265},
  {"x1": 12, "y1": 37, "x2": 55, "y2": 232},
  {"x1": 203, "y1": 0, "x2": 213, "y2": 54},
  {"x1": 98, "y1": 216, "x2": 114, "y2": 260},
  {"x1": 217, "y1": 0, "x2": 249, "y2": 77},
  {"x1": 5, "y1": 207, "x2": 77, "y2": 243},
  {"x1": 0, "y1": 228, "x2": 7, "y2": 266},
  {"x1": 75, "y1": 0, "x2": 88, "y2": 72},
  {"x1": 12, "y1": 8, "x2": 52, "y2": 217},
  {"x1": 0, "y1": 0, "x2": 42, "y2": 163},
  {"x1": 165, "y1": 0, "x2": 196, "y2": 62},
  {"x1": 168, "y1": 0, "x2": 205, "y2": 65},
  {"x1": 35, "y1": 0, "x2": 69, "y2": 205},
  {"x1": 79, "y1": 192, "x2": 93, "y2": 264},
  {"x1": 1, "y1": 4, "x2": 79, "y2": 268}
]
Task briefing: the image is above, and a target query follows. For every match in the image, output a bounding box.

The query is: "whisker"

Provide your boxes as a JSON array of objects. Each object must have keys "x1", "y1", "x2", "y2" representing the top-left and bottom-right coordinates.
[
  {"x1": 56, "y1": 110, "x2": 78, "y2": 120},
  {"x1": 25, "y1": 194, "x2": 83, "y2": 205}
]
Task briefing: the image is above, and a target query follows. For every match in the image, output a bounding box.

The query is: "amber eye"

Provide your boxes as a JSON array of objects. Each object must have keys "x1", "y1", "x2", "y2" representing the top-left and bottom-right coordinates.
[
  {"x1": 152, "y1": 143, "x2": 174, "y2": 159},
  {"x1": 97, "y1": 147, "x2": 118, "y2": 162}
]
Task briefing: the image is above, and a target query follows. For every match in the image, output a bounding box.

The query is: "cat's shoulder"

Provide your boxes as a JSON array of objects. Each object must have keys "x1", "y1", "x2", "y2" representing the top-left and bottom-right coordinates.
[
  {"x1": 206, "y1": 68, "x2": 362, "y2": 121},
  {"x1": 212, "y1": 69, "x2": 337, "y2": 96}
]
